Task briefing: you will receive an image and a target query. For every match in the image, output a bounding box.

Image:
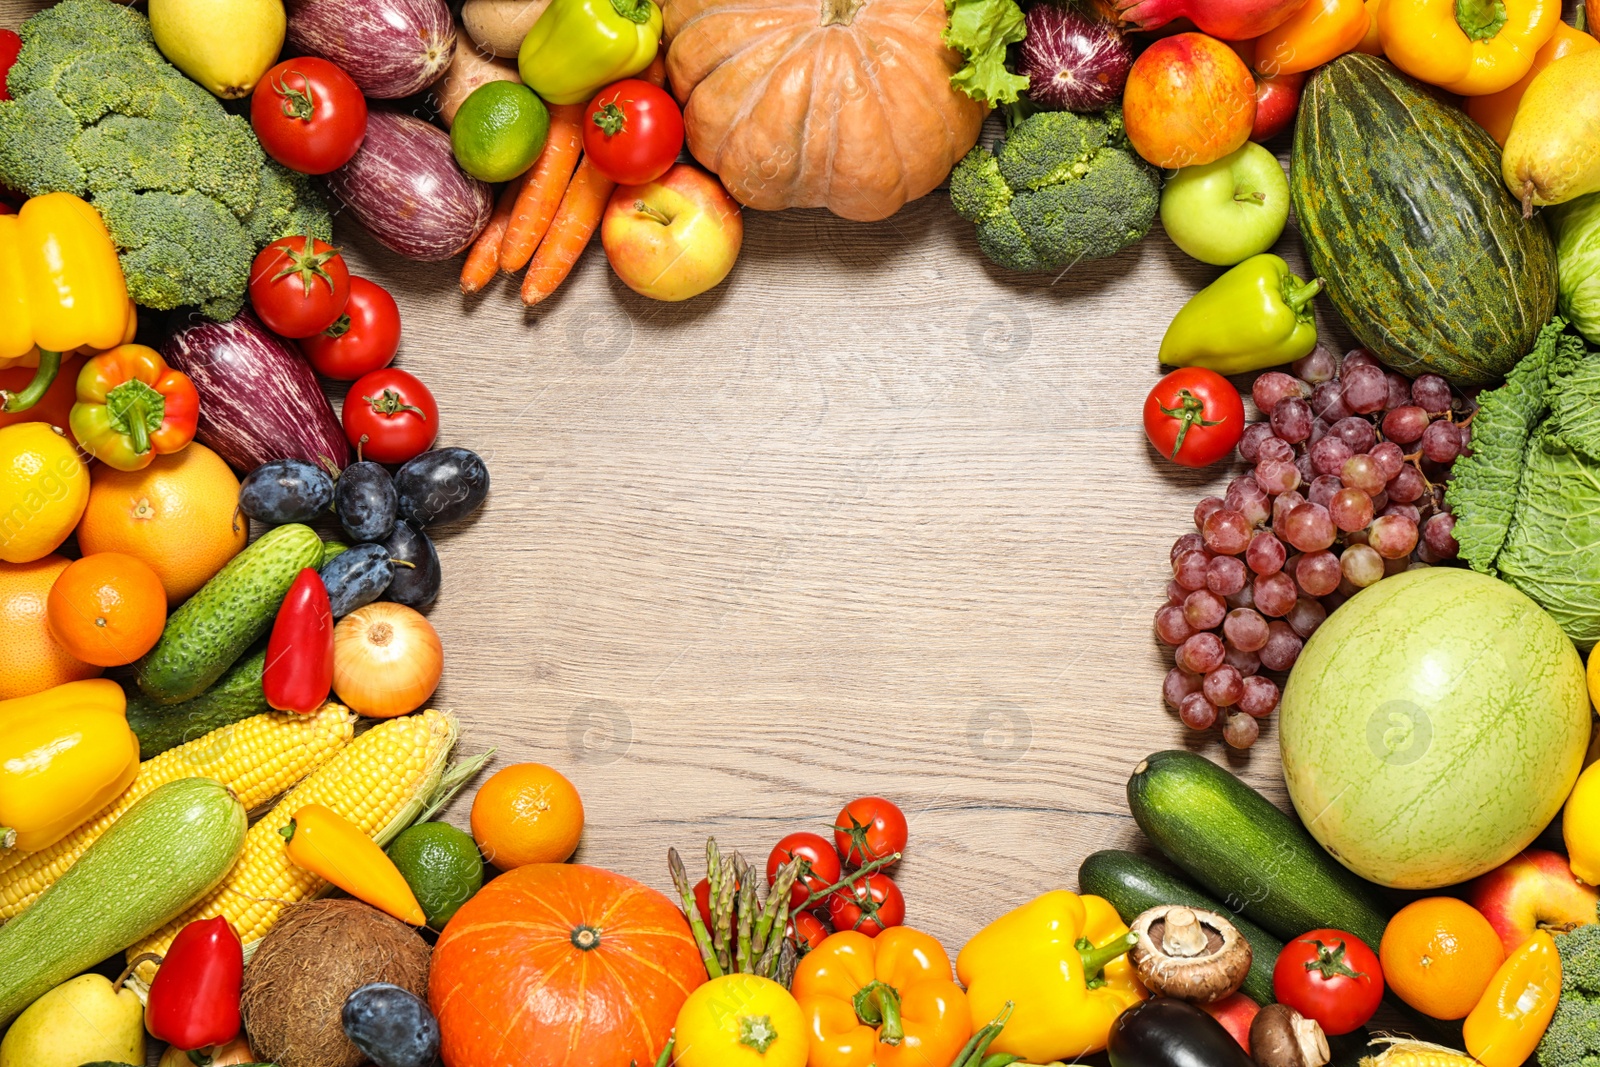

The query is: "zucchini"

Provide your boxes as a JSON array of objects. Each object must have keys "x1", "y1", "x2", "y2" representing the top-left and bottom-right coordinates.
[
  {"x1": 1127, "y1": 750, "x2": 1391, "y2": 950},
  {"x1": 1079, "y1": 849, "x2": 1281, "y2": 1005},
  {"x1": 0, "y1": 777, "x2": 245, "y2": 1026},
  {"x1": 125, "y1": 646, "x2": 269, "y2": 760},
  {"x1": 135, "y1": 523, "x2": 323, "y2": 704}
]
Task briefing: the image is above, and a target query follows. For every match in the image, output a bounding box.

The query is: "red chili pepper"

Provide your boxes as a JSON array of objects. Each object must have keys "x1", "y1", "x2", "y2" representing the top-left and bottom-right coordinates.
[
  {"x1": 145, "y1": 916, "x2": 243, "y2": 1051},
  {"x1": 263, "y1": 568, "x2": 334, "y2": 714},
  {"x1": 0, "y1": 30, "x2": 21, "y2": 103}
]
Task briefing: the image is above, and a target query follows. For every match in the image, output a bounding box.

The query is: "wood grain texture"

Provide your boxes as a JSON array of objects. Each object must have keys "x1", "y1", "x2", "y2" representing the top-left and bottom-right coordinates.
[{"x1": 0, "y1": 0, "x2": 1341, "y2": 956}]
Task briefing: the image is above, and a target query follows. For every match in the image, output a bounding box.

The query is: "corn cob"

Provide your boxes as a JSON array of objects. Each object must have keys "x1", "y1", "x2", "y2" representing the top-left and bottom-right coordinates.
[
  {"x1": 0, "y1": 705, "x2": 355, "y2": 921},
  {"x1": 1360, "y1": 1039, "x2": 1480, "y2": 1067},
  {"x1": 128, "y1": 710, "x2": 488, "y2": 981}
]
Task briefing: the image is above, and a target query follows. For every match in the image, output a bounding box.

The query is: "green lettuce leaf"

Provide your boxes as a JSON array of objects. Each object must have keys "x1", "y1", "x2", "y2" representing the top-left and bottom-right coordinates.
[
  {"x1": 1544, "y1": 334, "x2": 1600, "y2": 462},
  {"x1": 945, "y1": 0, "x2": 1029, "y2": 106}
]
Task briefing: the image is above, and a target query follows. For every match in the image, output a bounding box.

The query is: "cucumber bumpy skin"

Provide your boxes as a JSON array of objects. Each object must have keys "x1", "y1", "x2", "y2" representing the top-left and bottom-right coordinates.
[
  {"x1": 126, "y1": 645, "x2": 270, "y2": 759},
  {"x1": 134, "y1": 523, "x2": 323, "y2": 705}
]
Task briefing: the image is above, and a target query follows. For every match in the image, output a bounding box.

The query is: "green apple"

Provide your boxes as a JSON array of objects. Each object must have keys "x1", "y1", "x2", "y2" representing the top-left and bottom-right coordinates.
[
  {"x1": 0, "y1": 974, "x2": 145, "y2": 1067},
  {"x1": 1160, "y1": 143, "x2": 1290, "y2": 266}
]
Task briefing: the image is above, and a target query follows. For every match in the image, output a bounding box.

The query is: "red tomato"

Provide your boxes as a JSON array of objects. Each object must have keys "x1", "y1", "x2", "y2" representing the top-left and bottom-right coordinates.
[
  {"x1": 249, "y1": 237, "x2": 351, "y2": 339},
  {"x1": 250, "y1": 57, "x2": 368, "y2": 175},
  {"x1": 300, "y1": 276, "x2": 401, "y2": 380},
  {"x1": 692, "y1": 874, "x2": 741, "y2": 929},
  {"x1": 833, "y1": 797, "x2": 908, "y2": 870},
  {"x1": 1202, "y1": 992, "x2": 1260, "y2": 1053},
  {"x1": 0, "y1": 30, "x2": 21, "y2": 103},
  {"x1": 1143, "y1": 367, "x2": 1245, "y2": 468},
  {"x1": 827, "y1": 873, "x2": 905, "y2": 937},
  {"x1": 1272, "y1": 929, "x2": 1384, "y2": 1035},
  {"x1": 582, "y1": 79, "x2": 685, "y2": 186},
  {"x1": 766, "y1": 832, "x2": 843, "y2": 912},
  {"x1": 342, "y1": 368, "x2": 439, "y2": 465},
  {"x1": 787, "y1": 911, "x2": 831, "y2": 955}
]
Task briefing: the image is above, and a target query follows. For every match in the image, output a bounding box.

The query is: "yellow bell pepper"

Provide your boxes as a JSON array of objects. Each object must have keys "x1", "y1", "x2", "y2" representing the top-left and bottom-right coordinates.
[
  {"x1": 956, "y1": 891, "x2": 1146, "y2": 1063},
  {"x1": 1379, "y1": 0, "x2": 1560, "y2": 95},
  {"x1": 280, "y1": 803, "x2": 426, "y2": 925},
  {"x1": 1463, "y1": 929, "x2": 1561, "y2": 1067},
  {"x1": 0, "y1": 679, "x2": 140, "y2": 853},
  {"x1": 0, "y1": 193, "x2": 129, "y2": 415}
]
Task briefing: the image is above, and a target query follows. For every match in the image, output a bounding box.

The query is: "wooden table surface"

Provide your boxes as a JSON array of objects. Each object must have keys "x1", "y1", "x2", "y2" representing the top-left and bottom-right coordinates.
[{"x1": 2, "y1": 0, "x2": 1348, "y2": 955}]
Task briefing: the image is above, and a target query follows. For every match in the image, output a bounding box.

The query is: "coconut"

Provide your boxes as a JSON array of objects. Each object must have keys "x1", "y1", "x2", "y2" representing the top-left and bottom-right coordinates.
[{"x1": 241, "y1": 899, "x2": 430, "y2": 1067}]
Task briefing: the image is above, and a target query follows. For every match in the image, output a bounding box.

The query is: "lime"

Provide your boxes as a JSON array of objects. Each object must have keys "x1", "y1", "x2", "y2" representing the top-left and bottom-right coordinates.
[
  {"x1": 452, "y1": 82, "x2": 550, "y2": 183},
  {"x1": 387, "y1": 822, "x2": 485, "y2": 929}
]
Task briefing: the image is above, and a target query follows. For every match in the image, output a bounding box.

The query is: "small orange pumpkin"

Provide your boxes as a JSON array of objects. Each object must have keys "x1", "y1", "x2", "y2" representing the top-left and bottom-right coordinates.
[
  {"x1": 663, "y1": 0, "x2": 987, "y2": 222},
  {"x1": 430, "y1": 863, "x2": 706, "y2": 1067}
]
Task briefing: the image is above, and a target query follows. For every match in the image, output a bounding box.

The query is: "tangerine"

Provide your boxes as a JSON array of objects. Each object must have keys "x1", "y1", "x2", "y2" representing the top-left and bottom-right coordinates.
[
  {"x1": 46, "y1": 552, "x2": 168, "y2": 667},
  {"x1": 1380, "y1": 896, "x2": 1505, "y2": 1020},
  {"x1": 470, "y1": 763, "x2": 585, "y2": 870}
]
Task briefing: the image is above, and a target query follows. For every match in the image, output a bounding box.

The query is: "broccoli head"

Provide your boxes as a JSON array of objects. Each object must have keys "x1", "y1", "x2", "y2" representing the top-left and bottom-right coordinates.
[
  {"x1": 0, "y1": 0, "x2": 330, "y2": 319},
  {"x1": 949, "y1": 108, "x2": 1159, "y2": 273},
  {"x1": 1537, "y1": 914, "x2": 1600, "y2": 1067}
]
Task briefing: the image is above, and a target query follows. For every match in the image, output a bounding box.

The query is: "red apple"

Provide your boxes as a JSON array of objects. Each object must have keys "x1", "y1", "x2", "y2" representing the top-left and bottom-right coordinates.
[
  {"x1": 601, "y1": 163, "x2": 743, "y2": 302},
  {"x1": 1468, "y1": 848, "x2": 1599, "y2": 956},
  {"x1": 1202, "y1": 992, "x2": 1260, "y2": 1052},
  {"x1": 1250, "y1": 71, "x2": 1305, "y2": 142},
  {"x1": 1124, "y1": 33, "x2": 1256, "y2": 169}
]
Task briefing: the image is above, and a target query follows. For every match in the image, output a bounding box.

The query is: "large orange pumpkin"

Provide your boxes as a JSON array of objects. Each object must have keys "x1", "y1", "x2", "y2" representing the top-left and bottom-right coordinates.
[
  {"x1": 663, "y1": 0, "x2": 987, "y2": 222},
  {"x1": 430, "y1": 864, "x2": 706, "y2": 1067}
]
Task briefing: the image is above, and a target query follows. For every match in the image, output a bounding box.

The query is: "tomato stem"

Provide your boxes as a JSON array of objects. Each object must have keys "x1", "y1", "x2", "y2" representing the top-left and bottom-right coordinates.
[
  {"x1": 594, "y1": 102, "x2": 628, "y2": 136},
  {"x1": 271, "y1": 235, "x2": 343, "y2": 294},
  {"x1": 273, "y1": 70, "x2": 317, "y2": 121},
  {"x1": 364, "y1": 388, "x2": 427, "y2": 420},
  {"x1": 1157, "y1": 388, "x2": 1226, "y2": 461},
  {"x1": 798, "y1": 851, "x2": 901, "y2": 910},
  {"x1": 1300, "y1": 936, "x2": 1366, "y2": 980}
]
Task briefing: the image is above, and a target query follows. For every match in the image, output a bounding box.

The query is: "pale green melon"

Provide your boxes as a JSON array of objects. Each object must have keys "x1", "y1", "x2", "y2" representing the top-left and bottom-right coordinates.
[{"x1": 1280, "y1": 567, "x2": 1590, "y2": 890}]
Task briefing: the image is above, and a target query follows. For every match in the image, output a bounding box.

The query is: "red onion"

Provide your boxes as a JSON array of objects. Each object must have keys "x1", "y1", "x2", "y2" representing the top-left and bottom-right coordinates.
[
  {"x1": 325, "y1": 111, "x2": 493, "y2": 262},
  {"x1": 1018, "y1": 1, "x2": 1133, "y2": 112},
  {"x1": 286, "y1": 0, "x2": 455, "y2": 99}
]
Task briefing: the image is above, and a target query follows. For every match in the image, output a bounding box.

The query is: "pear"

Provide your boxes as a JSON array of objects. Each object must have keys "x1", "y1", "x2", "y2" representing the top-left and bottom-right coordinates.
[
  {"x1": 149, "y1": 0, "x2": 286, "y2": 99},
  {"x1": 0, "y1": 973, "x2": 145, "y2": 1067},
  {"x1": 1503, "y1": 49, "x2": 1600, "y2": 216}
]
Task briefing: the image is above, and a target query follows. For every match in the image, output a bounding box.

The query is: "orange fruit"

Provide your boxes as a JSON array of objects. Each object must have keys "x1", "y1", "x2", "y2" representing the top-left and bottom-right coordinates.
[
  {"x1": 1380, "y1": 896, "x2": 1505, "y2": 1020},
  {"x1": 471, "y1": 763, "x2": 585, "y2": 870},
  {"x1": 0, "y1": 555, "x2": 102, "y2": 699},
  {"x1": 46, "y1": 552, "x2": 168, "y2": 667},
  {"x1": 77, "y1": 443, "x2": 247, "y2": 604}
]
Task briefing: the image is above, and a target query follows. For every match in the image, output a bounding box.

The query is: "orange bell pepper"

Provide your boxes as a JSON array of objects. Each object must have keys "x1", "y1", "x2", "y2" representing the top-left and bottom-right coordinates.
[
  {"x1": 1463, "y1": 929, "x2": 1561, "y2": 1067},
  {"x1": 280, "y1": 803, "x2": 426, "y2": 925},
  {"x1": 1379, "y1": 0, "x2": 1560, "y2": 94},
  {"x1": 1253, "y1": 0, "x2": 1372, "y2": 74},
  {"x1": 791, "y1": 927, "x2": 973, "y2": 1067},
  {"x1": 1466, "y1": 23, "x2": 1599, "y2": 144},
  {"x1": 1356, "y1": 0, "x2": 1387, "y2": 52}
]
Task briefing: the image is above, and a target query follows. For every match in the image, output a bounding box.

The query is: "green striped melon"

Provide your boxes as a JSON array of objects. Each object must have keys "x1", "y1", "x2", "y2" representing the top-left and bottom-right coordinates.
[
  {"x1": 1279, "y1": 568, "x2": 1588, "y2": 889},
  {"x1": 1291, "y1": 54, "x2": 1557, "y2": 386}
]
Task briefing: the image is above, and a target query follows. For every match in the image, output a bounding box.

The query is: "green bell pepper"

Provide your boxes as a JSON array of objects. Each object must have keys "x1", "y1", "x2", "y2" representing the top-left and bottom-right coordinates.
[
  {"x1": 517, "y1": 0, "x2": 663, "y2": 106},
  {"x1": 1157, "y1": 254, "x2": 1323, "y2": 375}
]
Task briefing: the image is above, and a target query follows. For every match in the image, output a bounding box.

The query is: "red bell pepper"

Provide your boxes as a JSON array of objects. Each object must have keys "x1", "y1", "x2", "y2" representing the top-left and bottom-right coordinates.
[
  {"x1": 146, "y1": 916, "x2": 243, "y2": 1051},
  {"x1": 0, "y1": 30, "x2": 21, "y2": 103},
  {"x1": 263, "y1": 568, "x2": 334, "y2": 714}
]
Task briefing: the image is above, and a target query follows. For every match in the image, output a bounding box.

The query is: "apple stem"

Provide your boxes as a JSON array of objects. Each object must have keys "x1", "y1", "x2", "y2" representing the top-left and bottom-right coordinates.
[
  {"x1": 633, "y1": 200, "x2": 672, "y2": 226},
  {"x1": 1234, "y1": 191, "x2": 1268, "y2": 204}
]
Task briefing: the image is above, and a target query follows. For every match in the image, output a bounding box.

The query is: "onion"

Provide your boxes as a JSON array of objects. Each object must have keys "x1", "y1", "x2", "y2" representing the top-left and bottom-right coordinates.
[
  {"x1": 159, "y1": 1037, "x2": 258, "y2": 1067},
  {"x1": 333, "y1": 602, "x2": 442, "y2": 718},
  {"x1": 1018, "y1": 0, "x2": 1133, "y2": 112},
  {"x1": 286, "y1": 0, "x2": 456, "y2": 99}
]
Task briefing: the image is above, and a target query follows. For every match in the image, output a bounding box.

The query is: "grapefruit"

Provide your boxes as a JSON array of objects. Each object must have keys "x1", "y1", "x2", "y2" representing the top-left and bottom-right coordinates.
[
  {"x1": 0, "y1": 555, "x2": 102, "y2": 699},
  {"x1": 1281, "y1": 568, "x2": 1590, "y2": 889}
]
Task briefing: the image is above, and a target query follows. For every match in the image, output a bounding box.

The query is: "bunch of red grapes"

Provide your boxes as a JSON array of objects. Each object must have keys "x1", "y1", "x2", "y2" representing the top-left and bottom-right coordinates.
[{"x1": 1157, "y1": 346, "x2": 1475, "y2": 749}]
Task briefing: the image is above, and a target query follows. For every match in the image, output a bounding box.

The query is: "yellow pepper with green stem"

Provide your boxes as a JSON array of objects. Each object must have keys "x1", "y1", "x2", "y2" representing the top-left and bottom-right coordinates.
[
  {"x1": 956, "y1": 890, "x2": 1146, "y2": 1063},
  {"x1": 1379, "y1": 0, "x2": 1559, "y2": 94}
]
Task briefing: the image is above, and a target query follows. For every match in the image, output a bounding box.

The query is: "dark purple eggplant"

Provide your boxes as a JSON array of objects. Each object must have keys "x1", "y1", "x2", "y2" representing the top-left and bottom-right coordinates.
[
  {"x1": 1018, "y1": 0, "x2": 1132, "y2": 112},
  {"x1": 383, "y1": 520, "x2": 441, "y2": 608},
  {"x1": 1108, "y1": 998, "x2": 1255, "y2": 1067},
  {"x1": 286, "y1": 0, "x2": 455, "y2": 99},
  {"x1": 325, "y1": 112, "x2": 493, "y2": 262},
  {"x1": 163, "y1": 311, "x2": 350, "y2": 474}
]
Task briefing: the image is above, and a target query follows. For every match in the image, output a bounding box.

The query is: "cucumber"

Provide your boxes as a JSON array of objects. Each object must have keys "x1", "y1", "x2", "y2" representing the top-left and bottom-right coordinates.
[
  {"x1": 321, "y1": 539, "x2": 349, "y2": 566},
  {"x1": 1079, "y1": 849, "x2": 1281, "y2": 1005},
  {"x1": 1127, "y1": 751, "x2": 1391, "y2": 950},
  {"x1": 125, "y1": 646, "x2": 269, "y2": 760},
  {"x1": 0, "y1": 778, "x2": 245, "y2": 1026},
  {"x1": 136, "y1": 523, "x2": 323, "y2": 704}
]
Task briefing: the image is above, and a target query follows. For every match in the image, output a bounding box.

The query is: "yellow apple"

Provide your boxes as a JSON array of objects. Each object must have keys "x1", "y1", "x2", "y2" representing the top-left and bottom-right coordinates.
[{"x1": 601, "y1": 164, "x2": 743, "y2": 302}]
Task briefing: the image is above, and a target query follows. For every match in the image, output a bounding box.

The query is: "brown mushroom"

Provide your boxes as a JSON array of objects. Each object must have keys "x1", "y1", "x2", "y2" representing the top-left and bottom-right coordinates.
[
  {"x1": 1250, "y1": 1003, "x2": 1331, "y2": 1067},
  {"x1": 1127, "y1": 904, "x2": 1253, "y2": 1002}
]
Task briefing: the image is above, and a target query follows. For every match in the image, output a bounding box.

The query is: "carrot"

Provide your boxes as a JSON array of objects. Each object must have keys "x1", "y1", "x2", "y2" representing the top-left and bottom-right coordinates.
[
  {"x1": 498, "y1": 103, "x2": 586, "y2": 273},
  {"x1": 460, "y1": 176, "x2": 524, "y2": 294},
  {"x1": 520, "y1": 157, "x2": 616, "y2": 307}
]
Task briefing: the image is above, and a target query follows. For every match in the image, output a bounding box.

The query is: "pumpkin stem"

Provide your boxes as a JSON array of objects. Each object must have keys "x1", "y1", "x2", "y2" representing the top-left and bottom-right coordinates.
[
  {"x1": 819, "y1": 0, "x2": 865, "y2": 26},
  {"x1": 571, "y1": 924, "x2": 603, "y2": 951}
]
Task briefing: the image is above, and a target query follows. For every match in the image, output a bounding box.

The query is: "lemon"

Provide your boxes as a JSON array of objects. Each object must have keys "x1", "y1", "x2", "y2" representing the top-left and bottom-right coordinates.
[
  {"x1": 0, "y1": 424, "x2": 89, "y2": 564},
  {"x1": 451, "y1": 82, "x2": 550, "y2": 183}
]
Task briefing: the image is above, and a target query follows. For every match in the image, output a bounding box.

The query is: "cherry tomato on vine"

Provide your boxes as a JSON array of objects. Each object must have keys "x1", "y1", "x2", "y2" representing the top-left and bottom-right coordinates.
[
  {"x1": 249, "y1": 236, "x2": 351, "y2": 339},
  {"x1": 827, "y1": 873, "x2": 905, "y2": 937},
  {"x1": 833, "y1": 797, "x2": 908, "y2": 870},
  {"x1": 787, "y1": 911, "x2": 831, "y2": 955},
  {"x1": 582, "y1": 79, "x2": 685, "y2": 186},
  {"x1": 300, "y1": 277, "x2": 401, "y2": 380},
  {"x1": 692, "y1": 874, "x2": 743, "y2": 929},
  {"x1": 342, "y1": 368, "x2": 438, "y2": 464},
  {"x1": 767, "y1": 832, "x2": 843, "y2": 912},
  {"x1": 251, "y1": 57, "x2": 368, "y2": 175},
  {"x1": 1143, "y1": 367, "x2": 1245, "y2": 468},
  {"x1": 1272, "y1": 928, "x2": 1384, "y2": 1035}
]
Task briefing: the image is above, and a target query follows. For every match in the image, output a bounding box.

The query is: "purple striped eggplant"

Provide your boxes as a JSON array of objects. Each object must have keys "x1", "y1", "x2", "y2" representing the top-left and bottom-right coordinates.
[
  {"x1": 162, "y1": 311, "x2": 351, "y2": 474},
  {"x1": 286, "y1": 0, "x2": 456, "y2": 99},
  {"x1": 325, "y1": 112, "x2": 494, "y2": 262}
]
